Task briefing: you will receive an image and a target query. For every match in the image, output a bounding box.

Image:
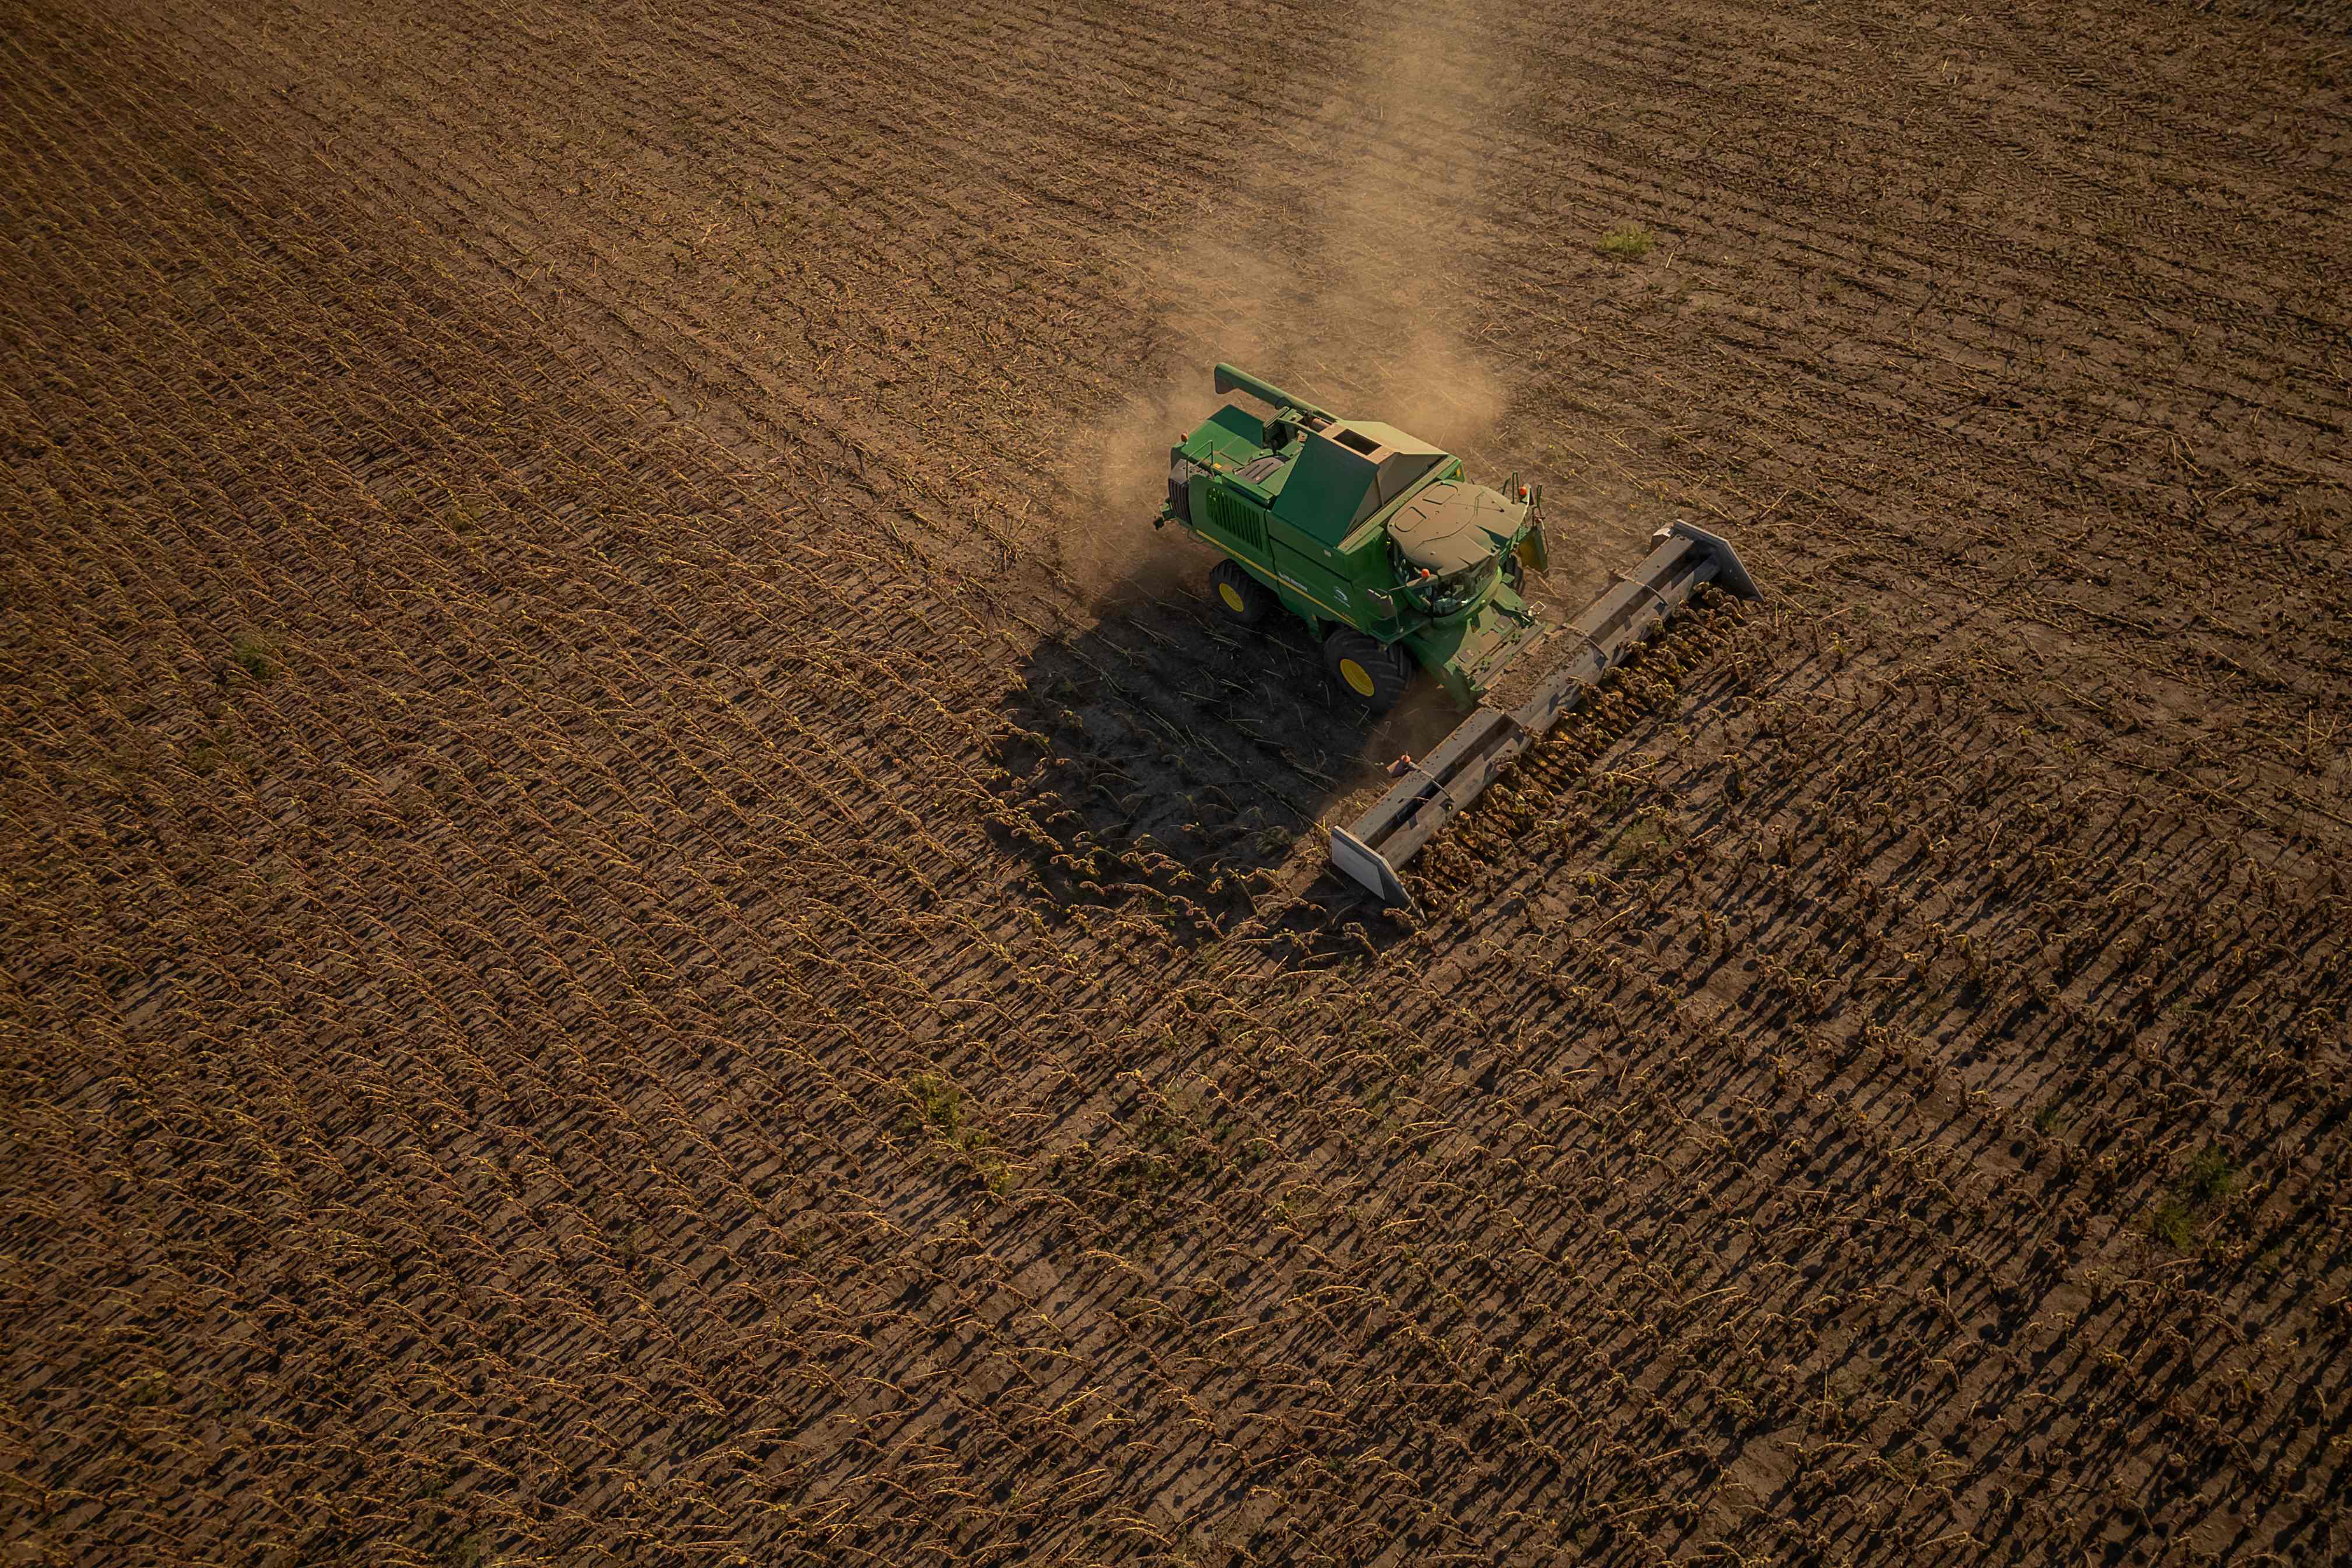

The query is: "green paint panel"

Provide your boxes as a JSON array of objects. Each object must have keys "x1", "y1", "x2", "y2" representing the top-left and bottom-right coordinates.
[{"x1": 1270, "y1": 434, "x2": 1376, "y2": 545}]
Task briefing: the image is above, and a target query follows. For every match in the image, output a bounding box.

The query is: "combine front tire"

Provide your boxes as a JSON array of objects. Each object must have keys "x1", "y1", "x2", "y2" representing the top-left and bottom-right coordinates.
[
  {"x1": 1324, "y1": 630, "x2": 1413, "y2": 712},
  {"x1": 1209, "y1": 561, "x2": 1275, "y2": 627}
]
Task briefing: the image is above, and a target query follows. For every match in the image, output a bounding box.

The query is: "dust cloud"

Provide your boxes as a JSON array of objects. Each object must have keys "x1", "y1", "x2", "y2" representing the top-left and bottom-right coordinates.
[{"x1": 1064, "y1": 1, "x2": 1516, "y2": 607}]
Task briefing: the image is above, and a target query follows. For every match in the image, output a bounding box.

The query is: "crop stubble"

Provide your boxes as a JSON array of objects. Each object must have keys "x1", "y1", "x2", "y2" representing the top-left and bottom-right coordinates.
[{"x1": 3, "y1": 0, "x2": 2348, "y2": 1565}]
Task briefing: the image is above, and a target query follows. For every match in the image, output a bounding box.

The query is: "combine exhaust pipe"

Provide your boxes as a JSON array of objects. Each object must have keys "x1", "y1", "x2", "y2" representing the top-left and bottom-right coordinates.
[{"x1": 1330, "y1": 522, "x2": 1760, "y2": 908}]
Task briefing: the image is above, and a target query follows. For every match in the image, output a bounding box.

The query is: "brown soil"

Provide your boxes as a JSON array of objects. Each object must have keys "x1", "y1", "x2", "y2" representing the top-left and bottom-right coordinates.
[{"x1": 4, "y1": 0, "x2": 2348, "y2": 1564}]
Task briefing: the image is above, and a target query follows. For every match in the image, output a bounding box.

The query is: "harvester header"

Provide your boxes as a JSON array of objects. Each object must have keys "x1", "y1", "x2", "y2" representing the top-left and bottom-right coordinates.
[
  {"x1": 1332, "y1": 519, "x2": 1756, "y2": 906},
  {"x1": 1152, "y1": 361, "x2": 1762, "y2": 908}
]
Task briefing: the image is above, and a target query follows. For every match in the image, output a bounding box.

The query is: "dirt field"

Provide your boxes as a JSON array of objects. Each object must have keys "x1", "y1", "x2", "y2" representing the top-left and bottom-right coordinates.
[{"x1": 5, "y1": 0, "x2": 2350, "y2": 1563}]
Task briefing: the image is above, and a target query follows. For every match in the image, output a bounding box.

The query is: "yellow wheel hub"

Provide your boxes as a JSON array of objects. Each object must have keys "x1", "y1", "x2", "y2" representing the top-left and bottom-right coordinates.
[
  {"x1": 1339, "y1": 657, "x2": 1377, "y2": 698},
  {"x1": 1219, "y1": 582, "x2": 1247, "y2": 613}
]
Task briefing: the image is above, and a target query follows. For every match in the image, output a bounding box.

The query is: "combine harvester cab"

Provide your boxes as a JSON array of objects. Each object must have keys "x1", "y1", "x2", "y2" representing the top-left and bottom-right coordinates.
[{"x1": 1157, "y1": 362, "x2": 1762, "y2": 910}]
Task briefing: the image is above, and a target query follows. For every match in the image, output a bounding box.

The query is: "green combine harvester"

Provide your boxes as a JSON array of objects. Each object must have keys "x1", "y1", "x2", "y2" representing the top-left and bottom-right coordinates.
[{"x1": 1156, "y1": 363, "x2": 1760, "y2": 907}]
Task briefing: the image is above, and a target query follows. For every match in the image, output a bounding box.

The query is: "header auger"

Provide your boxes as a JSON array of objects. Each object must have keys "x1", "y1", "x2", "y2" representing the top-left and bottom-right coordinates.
[{"x1": 1154, "y1": 362, "x2": 1760, "y2": 909}]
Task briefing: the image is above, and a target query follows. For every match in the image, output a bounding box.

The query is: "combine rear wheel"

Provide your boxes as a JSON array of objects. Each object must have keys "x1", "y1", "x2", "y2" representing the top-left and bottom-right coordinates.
[
  {"x1": 1324, "y1": 629, "x2": 1412, "y2": 712},
  {"x1": 1209, "y1": 560, "x2": 1275, "y2": 627}
]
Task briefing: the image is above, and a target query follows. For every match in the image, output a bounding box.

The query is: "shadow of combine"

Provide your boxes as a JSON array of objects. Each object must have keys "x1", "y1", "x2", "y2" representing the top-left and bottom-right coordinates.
[{"x1": 991, "y1": 579, "x2": 1463, "y2": 943}]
